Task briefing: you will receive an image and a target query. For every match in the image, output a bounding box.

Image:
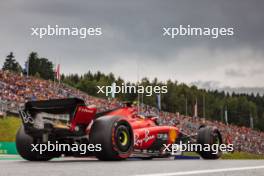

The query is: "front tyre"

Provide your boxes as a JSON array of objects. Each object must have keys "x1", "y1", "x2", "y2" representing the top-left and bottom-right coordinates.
[
  {"x1": 16, "y1": 126, "x2": 54, "y2": 161},
  {"x1": 90, "y1": 116, "x2": 134, "y2": 161},
  {"x1": 197, "y1": 126, "x2": 222, "y2": 159}
]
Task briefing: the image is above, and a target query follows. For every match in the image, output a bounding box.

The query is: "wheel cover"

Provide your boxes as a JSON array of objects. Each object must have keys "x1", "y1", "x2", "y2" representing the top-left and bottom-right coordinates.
[
  {"x1": 115, "y1": 125, "x2": 131, "y2": 152},
  {"x1": 119, "y1": 131, "x2": 128, "y2": 146}
]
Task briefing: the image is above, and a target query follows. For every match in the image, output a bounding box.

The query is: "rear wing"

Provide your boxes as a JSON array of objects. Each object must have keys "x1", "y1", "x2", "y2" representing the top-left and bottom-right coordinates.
[
  {"x1": 19, "y1": 98, "x2": 91, "y2": 136},
  {"x1": 24, "y1": 98, "x2": 85, "y2": 114}
]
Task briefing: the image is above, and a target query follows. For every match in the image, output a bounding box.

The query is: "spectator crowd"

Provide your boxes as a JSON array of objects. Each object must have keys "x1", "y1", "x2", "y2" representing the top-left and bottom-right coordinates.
[
  {"x1": 0, "y1": 70, "x2": 120, "y2": 112},
  {"x1": 0, "y1": 70, "x2": 264, "y2": 155}
]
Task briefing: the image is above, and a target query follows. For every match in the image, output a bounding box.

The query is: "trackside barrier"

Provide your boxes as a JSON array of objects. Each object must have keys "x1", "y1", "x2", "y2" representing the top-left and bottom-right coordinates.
[{"x1": 0, "y1": 142, "x2": 17, "y2": 154}]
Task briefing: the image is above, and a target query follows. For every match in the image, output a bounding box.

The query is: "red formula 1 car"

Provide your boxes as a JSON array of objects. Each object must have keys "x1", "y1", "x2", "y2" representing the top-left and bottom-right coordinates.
[{"x1": 16, "y1": 98, "x2": 222, "y2": 161}]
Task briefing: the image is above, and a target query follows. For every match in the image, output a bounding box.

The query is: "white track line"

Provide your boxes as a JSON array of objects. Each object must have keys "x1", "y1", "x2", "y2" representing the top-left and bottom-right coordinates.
[{"x1": 133, "y1": 165, "x2": 264, "y2": 176}]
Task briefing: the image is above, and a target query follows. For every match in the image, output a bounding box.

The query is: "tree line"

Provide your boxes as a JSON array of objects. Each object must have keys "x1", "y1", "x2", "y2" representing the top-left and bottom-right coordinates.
[
  {"x1": 2, "y1": 52, "x2": 264, "y2": 131},
  {"x1": 2, "y1": 52, "x2": 54, "y2": 80}
]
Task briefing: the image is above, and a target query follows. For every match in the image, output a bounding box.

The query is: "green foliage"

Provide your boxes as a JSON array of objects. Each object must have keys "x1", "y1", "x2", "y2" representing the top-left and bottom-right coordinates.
[
  {"x1": 27, "y1": 52, "x2": 55, "y2": 80},
  {"x1": 2, "y1": 52, "x2": 22, "y2": 73}
]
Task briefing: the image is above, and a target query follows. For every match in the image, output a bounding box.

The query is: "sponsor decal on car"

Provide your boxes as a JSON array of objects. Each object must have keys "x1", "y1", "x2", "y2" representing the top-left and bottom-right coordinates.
[{"x1": 134, "y1": 130, "x2": 155, "y2": 147}]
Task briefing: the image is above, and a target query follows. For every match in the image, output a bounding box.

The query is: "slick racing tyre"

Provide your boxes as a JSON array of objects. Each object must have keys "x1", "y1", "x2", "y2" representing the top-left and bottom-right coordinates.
[
  {"x1": 16, "y1": 126, "x2": 54, "y2": 161},
  {"x1": 90, "y1": 116, "x2": 134, "y2": 161},
  {"x1": 197, "y1": 126, "x2": 222, "y2": 159}
]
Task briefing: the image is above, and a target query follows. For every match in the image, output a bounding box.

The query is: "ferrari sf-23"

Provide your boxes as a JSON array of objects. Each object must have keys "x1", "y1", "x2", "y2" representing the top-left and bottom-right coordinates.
[{"x1": 16, "y1": 98, "x2": 223, "y2": 161}]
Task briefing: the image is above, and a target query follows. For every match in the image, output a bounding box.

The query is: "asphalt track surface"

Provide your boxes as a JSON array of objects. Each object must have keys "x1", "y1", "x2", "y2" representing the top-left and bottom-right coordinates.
[{"x1": 1, "y1": 157, "x2": 264, "y2": 176}]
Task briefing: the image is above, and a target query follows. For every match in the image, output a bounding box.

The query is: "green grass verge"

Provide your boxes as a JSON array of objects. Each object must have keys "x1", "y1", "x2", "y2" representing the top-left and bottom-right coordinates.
[
  {"x1": 182, "y1": 152, "x2": 200, "y2": 157},
  {"x1": 183, "y1": 151, "x2": 264, "y2": 159},
  {"x1": 0, "y1": 116, "x2": 21, "y2": 142},
  {"x1": 222, "y1": 152, "x2": 264, "y2": 159}
]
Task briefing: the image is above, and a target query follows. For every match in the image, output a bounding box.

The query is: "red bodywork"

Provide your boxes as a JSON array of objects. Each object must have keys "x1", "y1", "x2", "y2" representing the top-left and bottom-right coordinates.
[{"x1": 72, "y1": 105, "x2": 179, "y2": 150}]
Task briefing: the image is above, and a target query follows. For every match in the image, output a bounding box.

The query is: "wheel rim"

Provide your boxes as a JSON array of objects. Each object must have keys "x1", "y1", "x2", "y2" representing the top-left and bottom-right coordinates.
[
  {"x1": 119, "y1": 131, "x2": 128, "y2": 146},
  {"x1": 213, "y1": 131, "x2": 222, "y2": 156},
  {"x1": 115, "y1": 125, "x2": 131, "y2": 152},
  {"x1": 213, "y1": 132, "x2": 221, "y2": 145},
  {"x1": 215, "y1": 136, "x2": 220, "y2": 144}
]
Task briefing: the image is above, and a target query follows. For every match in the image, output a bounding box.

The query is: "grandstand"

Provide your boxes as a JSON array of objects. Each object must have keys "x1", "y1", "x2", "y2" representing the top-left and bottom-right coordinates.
[{"x1": 0, "y1": 70, "x2": 264, "y2": 155}]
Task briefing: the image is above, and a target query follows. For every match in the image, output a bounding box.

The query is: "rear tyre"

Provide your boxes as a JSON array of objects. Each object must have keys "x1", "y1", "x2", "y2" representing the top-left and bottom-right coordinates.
[
  {"x1": 16, "y1": 126, "x2": 54, "y2": 161},
  {"x1": 197, "y1": 126, "x2": 222, "y2": 159},
  {"x1": 90, "y1": 116, "x2": 133, "y2": 161}
]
